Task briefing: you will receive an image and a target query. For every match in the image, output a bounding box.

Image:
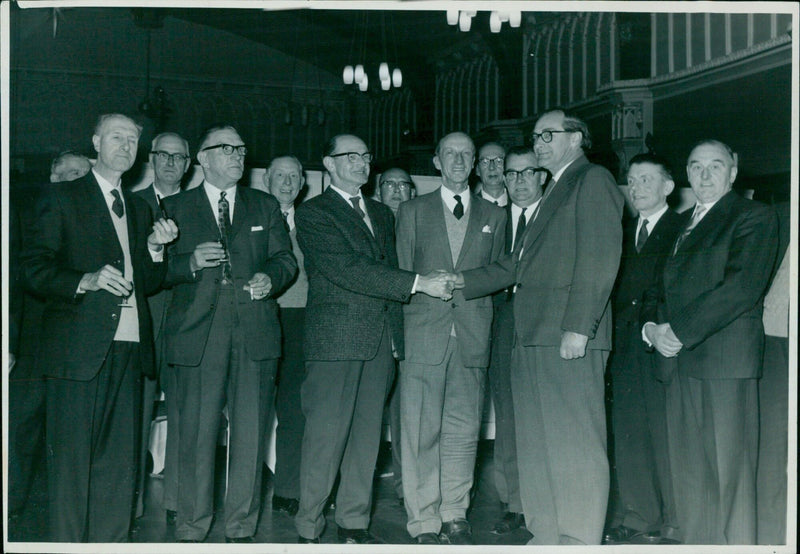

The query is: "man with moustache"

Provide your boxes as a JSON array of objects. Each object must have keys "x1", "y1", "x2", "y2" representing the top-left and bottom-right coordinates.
[
  {"x1": 21, "y1": 113, "x2": 178, "y2": 541},
  {"x1": 395, "y1": 132, "x2": 506, "y2": 545},
  {"x1": 603, "y1": 153, "x2": 683, "y2": 545},
  {"x1": 458, "y1": 109, "x2": 624, "y2": 544},
  {"x1": 259, "y1": 155, "x2": 308, "y2": 517},
  {"x1": 475, "y1": 142, "x2": 508, "y2": 206},
  {"x1": 294, "y1": 134, "x2": 457, "y2": 544},
  {"x1": 643, "y1": 140, "x2": 778, "y2": 544},
  {"x1": 162, "y1": 125, "x2": 297, "y2": 543},
  {"x1": 486, "y1": 145, "x2": 548, "y2": 537},
  {"x1": 133, "y1": 132, "x2": 192, "y2": 523}
]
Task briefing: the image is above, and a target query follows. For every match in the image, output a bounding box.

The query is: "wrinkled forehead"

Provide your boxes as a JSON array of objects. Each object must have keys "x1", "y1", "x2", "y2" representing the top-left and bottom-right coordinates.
[
  {"x1": 504, "y1": 153, "x2": 537, "y2": 169},
  {"x1": 334, "y1": 135, "x2": 368, "y2": 153},
  {"x1": 628, "y1": 162, "x2": 666, "y2": 178},
  {"x1": 381, "y1": 168, "x2": 411, "y2": 183},
  {"x1": 205, "y1": 128, "x2": 243, "y2": 149},
  {"x1": 270, "y1": 157, "x2": 303, "y2": 174},
  {"x1": 478, "y1": 144, "x2": 505, "y2": 159},
  {"x1": 98, "y1": 115, "x2": 141, "y2": 137},
  {"x1": 533, "y1": 111, "x2": 564, "y2": 132},
  {"x1": 439, "y1": 133, "x2": 475, "y2": 153},
  {"x1": 154, "y1": 134, "x2": 189, "y2": 154},
  {"x1": 688, "y1": 143, "x2": 734, "y2": 166}
]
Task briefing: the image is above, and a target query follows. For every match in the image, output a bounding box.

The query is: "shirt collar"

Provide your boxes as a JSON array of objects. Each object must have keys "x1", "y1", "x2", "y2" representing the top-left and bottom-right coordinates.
[
  {"x1": 480, "y1": 189, "x2": 508, "y2": 207},
  {"x1": 640, "y1": 204, "x2": 669, "y2": 230},
  {"x1": 511, "y1": 198, "x2": 540, "y2": 219},
  {"x1": 330, "y1": 184, "x2": 362, "y2": 205},
  {"x1": 440, "y1": 184, "x2": 471, "y2": 213},
  {"x1": 92, "y1": 168, "x2": 121, "y2": 197},
  {"x1": 203, "y1": 181, "x2": 237, "y2": 202},
  {"x1": 551, "y1": 157, "x2": 578, "y2": 183}
]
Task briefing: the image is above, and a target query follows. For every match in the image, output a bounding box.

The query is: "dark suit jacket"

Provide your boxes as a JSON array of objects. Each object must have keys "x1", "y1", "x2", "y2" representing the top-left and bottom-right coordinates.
[
  {"x1": 461, "y1": 155, "x2": 624, "y2": 350},
  {"x1": 295, "y1": 186, "x2": 416, "y2": 362},
  {"x1": 647, "y1": 190, "x2": 778, "y2": 381},
  {"x1": 162, "y1": 184, "x2": 297, "y2": 366},
  {"x1": 20, "y1": 172, "x2": 165, "y2": 380},
  {"x1": 396, "y1": 190, "x2": 506, "y2": 367}
]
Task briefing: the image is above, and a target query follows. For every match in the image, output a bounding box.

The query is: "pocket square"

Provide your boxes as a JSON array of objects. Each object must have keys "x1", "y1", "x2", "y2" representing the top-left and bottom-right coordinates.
[
  {"x1": 250, "y1": 225, "x2": 264, "y2": 232},
  {"x1": 481, "y1": 225, "x2": 492, "y2": 233}
]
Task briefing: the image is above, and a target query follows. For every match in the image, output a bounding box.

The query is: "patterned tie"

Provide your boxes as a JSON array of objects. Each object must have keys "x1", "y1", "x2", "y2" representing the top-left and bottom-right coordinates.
[
  {"x1": 636, "y1": 218, "x2": 649, "y2": 252},
  {"x1": 513, "y1": 208, "x2": 527, "y2": 251},
  {"x1": 673, "y1": 204, "x2": 707, "y2": 255},
  {"x1": 453, "y1": 194, "x2": 464, "y2": 219},
  {"x1": 349, "y1": 196, "x2": 366, "y2": 219},
  {"x1": 110, "y1": 188, "x2": 124, "y2": 218},
  {"x1": 217, "y1": 191, "x2": 233, "y2": 282}
]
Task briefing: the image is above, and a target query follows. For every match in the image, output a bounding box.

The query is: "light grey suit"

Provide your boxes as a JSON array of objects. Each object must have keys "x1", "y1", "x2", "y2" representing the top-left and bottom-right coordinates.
[{"x1": 395, "y1": 189, "x2": 506, "y2": 537}]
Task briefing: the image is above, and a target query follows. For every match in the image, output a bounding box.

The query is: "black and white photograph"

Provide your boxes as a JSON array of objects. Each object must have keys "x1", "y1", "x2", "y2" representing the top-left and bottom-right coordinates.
[{"x1": 2, "y1": 1, "x2": 796, "y2": 552}]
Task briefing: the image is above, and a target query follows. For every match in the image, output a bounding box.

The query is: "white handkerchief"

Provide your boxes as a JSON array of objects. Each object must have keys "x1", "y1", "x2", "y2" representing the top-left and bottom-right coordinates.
[
  {"x1": 481, "y1": 225, "x2": 492, "y2": 233},
  {"x1": 251, "y1": 225, "x2": 264, "y2": 232}
]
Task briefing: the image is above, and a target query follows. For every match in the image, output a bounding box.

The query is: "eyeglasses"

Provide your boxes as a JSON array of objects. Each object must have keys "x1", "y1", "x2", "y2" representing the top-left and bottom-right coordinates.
[
  {"x1": 380, "y1": 181, "x2": 412, "y2": 192},
  {"x1": 504, "y1": 167, "x2": 544, "y2": 181},
  {"x1": 201, "y1": 144, "x2": 247, "y2": 156},
  {"x1": 530, "y1": 130, "x2": 572, "y2": 143},
  {"x1": 478, "y1": 157, "x2": 505, "y2": 169},
  {"x1": 330, "y1": 151, "x2": 373, "y2": 164},
  {"x1": 151, "y1": 151, "x2": 189, "y2": 164}
]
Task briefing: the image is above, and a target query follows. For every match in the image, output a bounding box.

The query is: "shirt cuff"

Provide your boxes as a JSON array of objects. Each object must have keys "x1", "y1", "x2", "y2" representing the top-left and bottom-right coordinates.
[
  {"x1": 149, "y1": 246, "x2": 164, "y2": 262},
  {"x1": 411, "y1": 274, "x2": 419, "y2": 294},
  {"x1": 641, "y1": 322, "x2": 656, "y2": 347}
]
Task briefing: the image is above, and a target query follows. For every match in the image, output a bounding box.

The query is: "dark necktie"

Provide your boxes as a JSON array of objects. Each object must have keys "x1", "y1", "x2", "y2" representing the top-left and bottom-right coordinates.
[
  {"x1": 349, "y1": 196, "x2": 366, "y2": 219},
  {"x1": 673, "y1": 204, "x2": 706, "y2": 255},
  {"x1": 513, "y1": 208, "x2": 527, "y2": 251},
  {"x1": 110, "y1": 189, "x2": 124, "y2": 218},
  {"x1": 453, "y1": 194, "x2": 464, "y2": 219},
  {"x1": 636, "y1": 218, "x2": 649, "y2": 252},
  {"x1": 282, "y1": 211, "x2": 291, "y2": 233},
  {"x1": 217, "y1": 191, "x2": 233, "y2": 282}
]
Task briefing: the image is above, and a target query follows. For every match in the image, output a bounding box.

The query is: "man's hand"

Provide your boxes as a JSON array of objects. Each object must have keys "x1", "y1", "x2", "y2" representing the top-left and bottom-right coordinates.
[
  {"x1": 244, "y1": 272, "x2": 272, "y2": 300},
  {"x1": 147, "y1": 218, "x2": 179, "y2": 251},
  {"x1": 452, "y1": 272, "x2": 465, "y2": 290},
  {"x1": 79, "y1": 264, "x2": 133, "y2": 297},
  {"x1": 560, "y1": 331, "x2": 589, "y2": 360},
  {"x1": 416, "y1": 270, "x2": 458, "y2": 301},
  {"x1": 644, "y1": 322, "x2": 683, "y2": 357},
  {"x1": 189, "y1": 241, "x2": 227, "y2": 273}
]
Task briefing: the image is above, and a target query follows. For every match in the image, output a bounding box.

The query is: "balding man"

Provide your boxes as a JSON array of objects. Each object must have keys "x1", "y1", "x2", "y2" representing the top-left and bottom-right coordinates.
[
  {"x1": 21, "y1": 113, "x2": 177, "y2": 541},
  {"x1": 133, "y1": 131, "x2": 192, "y2": 524},
  {"x1": 49, "y1": 150, "x2": 91, "y2": 183},
  {"x1": 475, "y1": 142, "x2": 507, "y2": 206},
  {"x1": 162, "y1": 125, "x2": 296, "y2": 543},
  {"x1": 643, "y1": 140, "x2": 778, "y2": 544},
  {"x1": 396, "y1": 132, "x2": 506, "y2": 545}
]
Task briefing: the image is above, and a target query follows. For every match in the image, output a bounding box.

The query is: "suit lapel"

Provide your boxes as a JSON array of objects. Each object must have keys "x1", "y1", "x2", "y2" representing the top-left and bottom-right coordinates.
[
  {"x1": 429, "y1": 192, "x2": 455, "y2": 270},
  {"x1": 676, "y1": 192, "x2": 734, "y2": 255},
  {"x1": 81, "y1": 174, "x2": 123, "y2": 259},
  {"x1": 455, "y1": 197, "x2": 483, "y2": 270},
  {"x1": 191, "y1": 185, "x2": 221, "y2": 238},
  {"x1": 363, "y1": 198, "x2": 385, "y2": 258},
  {"x1": 325, "y1": 188, "x2": 380, "y2": 255},
  {"x1": 228, "y1": 185, "x2": 247, "y2": 241}
]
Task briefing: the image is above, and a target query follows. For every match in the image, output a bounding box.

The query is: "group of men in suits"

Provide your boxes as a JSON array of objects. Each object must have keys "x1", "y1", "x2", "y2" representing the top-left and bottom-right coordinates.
[{"x1": 10, "y1": 108, "x2": 786, "y2": 547}]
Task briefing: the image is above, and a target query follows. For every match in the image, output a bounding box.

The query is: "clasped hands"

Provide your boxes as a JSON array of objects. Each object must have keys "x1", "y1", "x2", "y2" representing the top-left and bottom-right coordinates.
[{"x1": 416, "y1": 269, "x2": 465, "y2": 301}]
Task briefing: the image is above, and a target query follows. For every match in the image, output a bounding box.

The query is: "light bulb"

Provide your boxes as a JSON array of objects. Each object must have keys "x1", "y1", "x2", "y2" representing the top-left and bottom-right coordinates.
[
  {"x1": 343, "y1": 65, "x2": 354, "y2": 85},
  {"x1": 459, "y1": 11, "x2": 471, "y2": 32},
  {"x1": 354, "y1": 64, "x2": 365, "y2": 83},
  {"x1": 359, "y1": 74, "x2": 369, "y2": 91},
  {"x1": 446, "y1": 10, "x2": 459, "y2": 25},
  {"x1": 392, "y1": 68, "x2": 402, "y2": 88},
  {"x1": 381, "y1": 79, "x2": 390, "y2": 91},
  {"x1": 509, "y1": 11, "x2": 522, "y2": 28},
  {"x1": 379, "y1": 62, "x2": 390, "y2": 81},
  {"x1": 490, "y1": 12, "x2": 501, "y2": 33}
]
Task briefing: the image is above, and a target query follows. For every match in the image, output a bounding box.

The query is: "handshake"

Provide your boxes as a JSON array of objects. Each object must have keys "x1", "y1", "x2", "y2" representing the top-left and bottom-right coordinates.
[{"x1": 416, "y1": 270, "x2": 465, "y2": 301}]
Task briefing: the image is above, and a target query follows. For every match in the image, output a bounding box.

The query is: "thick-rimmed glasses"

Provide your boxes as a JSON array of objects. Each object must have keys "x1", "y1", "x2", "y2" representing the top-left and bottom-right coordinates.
[
  {"x1": 478, "y1": 157, "x2": 505, "y2": 169},
  {"x1": 504, "y1": 167, "x2": 545, "y2": 181},
  {"x1": 530, "y1": 130, "x2": 572, "y2": 144},
  {"x1": 151, "y1": 151, "x2": 189, "y2": 164},
  {"x1": 201, "y1": 143, "x2": 247, "y2": 156},
  {"x1": 330, "y1": 151, "x2": 373, "y2": 164},
  {"x1": 380, "y1": 181, "x2": 412, "y2": 192}
]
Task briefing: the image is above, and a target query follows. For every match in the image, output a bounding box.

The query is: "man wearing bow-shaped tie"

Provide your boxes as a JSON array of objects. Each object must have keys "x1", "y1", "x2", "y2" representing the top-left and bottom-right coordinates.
[
  {"x1": 161, "y1": 125, "x2": 297, "y2": 543},
  {"x1": 456, "y1": 109, "x2": 625, "y2": 545},
  {"x1": 394, "y1": 132, "x2": 506, "y2": 545},
  {"x1": 642, "y1": 140, "x2": 778, "y2": 544}
]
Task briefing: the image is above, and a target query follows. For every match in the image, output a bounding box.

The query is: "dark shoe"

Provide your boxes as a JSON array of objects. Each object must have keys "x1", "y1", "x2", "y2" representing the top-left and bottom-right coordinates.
[
  {"x1": 416, "y1": 532, "x2": 441, "y2": 544},
  {"x1": 603, "y1": 525, "x2": 641, "y2": 544},
  {"x1": 337, "y1": 527, "x2": 383, "y2": 544},
  {"x1": 272, "y1": 495, "x2": 300, "y2": 517},
  {"x1": 165, "y1": 509, "x2": 177, "y2": 526},
  {"x1": 297, "y1": 535, "x2": 320, "y2": 544},
  {"x1": 440, "y1": 518, "x2": 473, "y2": 545},
  {"x1": 226, "y1": 536, "x2": 254, "y2": 543},
  {"x1": 641, "y1": 528, "x2": 681, "y2": 544},
  {"x1": 491, "y1": 511, "x2": 525, "y2": 535}
]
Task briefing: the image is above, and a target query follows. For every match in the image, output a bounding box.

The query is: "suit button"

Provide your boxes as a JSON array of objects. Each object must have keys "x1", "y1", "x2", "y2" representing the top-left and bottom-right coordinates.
[
  {"x1": 111, "y1": 313, "x2": 118, "y2": 320},
  {"x1": 631, "y1": 299, "x2": 638, "y2": 305},
  {"x1": 452, "y1": 303, "x2": 457, "y2": 308},
  {"x1": 214, "y1": 278, "x2": 220, "y2": 284},
  {"x1": 210, "y1": 304, "x2": 215, "y2": 309},
  {"x1": 516, "y1": 283, "x2": 523, "y2": 289}
]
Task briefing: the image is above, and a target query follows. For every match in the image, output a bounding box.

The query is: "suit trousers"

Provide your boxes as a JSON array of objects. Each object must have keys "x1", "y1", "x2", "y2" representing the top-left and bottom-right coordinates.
[
  {"x1": 610, "y1": 321, "x2": 675, "y2": 533},
  {"x1": 46, "y1": 340, "x2": 141, "y2": 542},
  {"x1": 295, "y1": 323, "x2": 394, "y2": 539},
  {"x1": 511, "y1": 343, "x2": 609, "y2": 545},
  {"x1": 487, "y1": 300, "x2": 522, "y2": 512},
  {"x1": 161, "y1": 362, "x2": 179, "y2": 513},
  {"x1": 7, "y1": 355, "x2": 46, "y2": 515},
  {"x1": 666, "y1": 373, "x2": 758, "y2": 544},
  {"x1": 274, "y1": 307, "x2": 306, "y2": 499},
  {"x1": 388, "y1": 367, "x2": 403, "y2": 499},
  {"x1": 135, "y1": 375, "x2": 159, "y2": 518},
  {"x1": 757, "y1": 336, "x2": 788, "y2": 545},
  {"x1": 173, "y1": 288, "x2": 276, "y2": 541},
  {"x1": 400, "y1": 336, "x2": 486, "y2": 537}
]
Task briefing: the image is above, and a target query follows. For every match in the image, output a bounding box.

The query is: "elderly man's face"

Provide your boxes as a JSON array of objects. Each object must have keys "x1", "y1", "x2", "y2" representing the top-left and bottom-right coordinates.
[
  {"x1": 265, "y1": 157, "x2": 304, "y2": 207},
  {"x1": 93, "y1": 115, "x2": 140, "y2": 174},
  {"x1": 151, "y1": 134, "x2": 190, "y2": 189},
  {"x1": 627, "y1": 162, "x2": 674, "y2": 216},
  {"x1": 51, "y1": 155, "x2": 91, "y2": 183},
  {"x1": 475, "y1": 143, "x2": 506, "y2": 195},
  {"x1": 324, "y1": 135, "x2": 371, "y2": 190},
  {"x1": 434, "y1": 132, "x2": 475, "y2": 190},
  {"x1": 379, "y1": 168, "x2": 413, "y2": 213},
  {"x1": 504, "y1": 152, "x2": 545, "y2": 208},
  {"x1": 532, "y1": 111, "x2": 579, "y2": 174},
  {"x1": 686, "y1": 143, "x2": 737, "y2": 205},
  {"x1": 199, "y1": 128, "x2": 245, "y2": 188}
]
